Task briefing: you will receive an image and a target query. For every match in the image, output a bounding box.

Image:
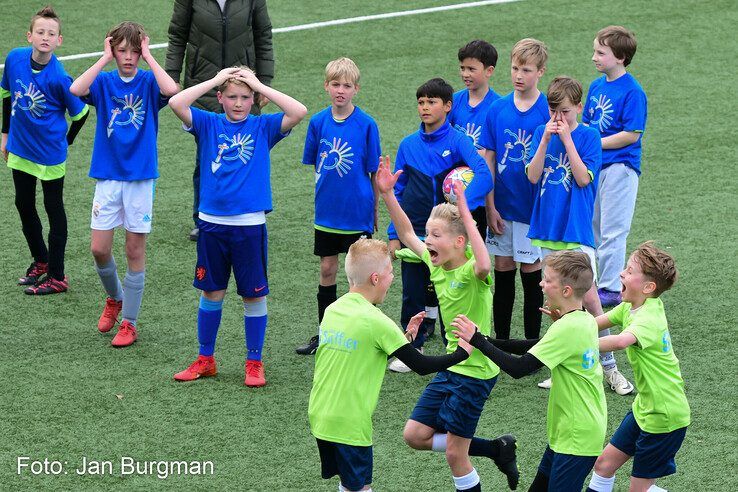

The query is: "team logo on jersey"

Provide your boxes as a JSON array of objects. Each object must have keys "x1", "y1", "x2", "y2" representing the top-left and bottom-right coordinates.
[
  {"x1": 661, "y1": 331, "x2": 672, "y2": 353},
  {"x1": 498, "y1": 129, "x2": 533, "y2": 174},
  {"x1": 455, "y1": 123, "x2": 483, "y2": 150},
  {"x1": 107, "y1": 94, "x2": 145, "y2": 137},
  {"x1": 12, "y1": 79, "x2": 47, "y2": 117},
  {"x1": 316, "y1": 137, "x2": 354, "y2": 179},
  {"x1": 581, "y1": 348, "x2": 598, "y2": 369},
  {"x1": 588, "y1": 94, "x2": 614, "y2": 132},
  {"x1": 211, "y1": 132, "x2": 255, "y2": 173},
  {"x1": 540, "y1": 152, "x2": 572, "y2": 196},
  {"x1": 319, "y1": 328, "x2": 359, "y2": 352}
]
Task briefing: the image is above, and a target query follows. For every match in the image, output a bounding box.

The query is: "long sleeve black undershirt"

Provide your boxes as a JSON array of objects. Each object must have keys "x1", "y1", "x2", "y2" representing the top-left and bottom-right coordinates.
[
  {"x1": 389, "y1": 344, "x2": 469, "y2": 376},
  {"x1": 66, "y1": 111, "x2": 88, "y2": 145},
  {"x1": 2, "y1": 96, "x2": 10, "y2": 134},
  {"x1": 470, "y1": 332, "x2": 544, "y2": 379}
]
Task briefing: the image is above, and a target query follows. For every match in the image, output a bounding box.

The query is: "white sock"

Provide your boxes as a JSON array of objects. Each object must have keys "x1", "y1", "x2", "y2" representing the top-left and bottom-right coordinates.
[
  {"x1": 431, "y1": 433, "x2": 447, "y2": 452},
  {"x1": 647, "y1": 485, "x2": 667, "y2": 492},
  {"x1": 587, "y1": 472, "x2": 615, "y2": 492},
  {"x1": 452, "y1": 468, "x2": 479, "y2": 490}
]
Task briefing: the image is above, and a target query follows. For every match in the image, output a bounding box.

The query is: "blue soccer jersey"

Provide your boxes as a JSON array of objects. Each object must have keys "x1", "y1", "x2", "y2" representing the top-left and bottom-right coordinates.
[
  {"x1": 303, "y1": 106, "x2": 381, "y2": 232},
  {"x1": 528, "y1": 124, "x2": 602, "y2": 248},
  {"x1": 82, "y1": 70, "x2": 167, "y2": 180},
  {"x1": 188, "y1": 108, "x2": 287, "y2": 216},
  {"x1": 387, "y1": 120, "x2": 493, "y2": 239},
  {"x1": 582, "y1": 73, "x2": 647, "y2": 174},
  {"x1": 480, "y1": 92, "x2": 550, "y2": 224},
  {"x1": 1, "y1": 47, "x2": 87, "y2": 165},
  {"x1": 448, "y1": 88, "x2": 500, "y2": 151}
]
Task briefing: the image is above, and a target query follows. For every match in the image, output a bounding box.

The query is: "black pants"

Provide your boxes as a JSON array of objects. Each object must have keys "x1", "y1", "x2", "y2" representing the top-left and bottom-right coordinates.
[{"x1": 13, "y1": 169, "x2": 67, "y2": 279}]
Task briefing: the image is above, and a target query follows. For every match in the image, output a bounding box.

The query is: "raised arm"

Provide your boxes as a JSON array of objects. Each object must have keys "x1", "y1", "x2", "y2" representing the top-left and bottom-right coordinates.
[
  {"x1": 239, "y1": 70, "x2": 306, "y2": 133},
  {"x1": 70, "y1": 37, "x2": 113, "y2": 97},
  {"x1": 454, "y1": 181, "x2": 490, "y2": 280},
  {"x1": 141, "y1": 36, "x2": 179, "y2": 97},
  {"x1": 377, "y1": 156, "x2": 426, "y2": 258},
  {"x1": 168, "y1": 67, "x2": 241, "y2": 127}
]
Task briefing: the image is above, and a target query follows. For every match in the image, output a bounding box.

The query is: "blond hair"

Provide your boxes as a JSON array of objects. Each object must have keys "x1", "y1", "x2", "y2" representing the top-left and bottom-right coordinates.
[
  {"x1": 543, "y1": 250, "x2": 593, "y2": 298},
  {"x1": 345, "y1": 238, "x2": 390, "y2": 287},
  {"x1": 428, "y1": 203, "x2": 467, "y2": 239},
  {"x1": 30, "y1": 5, "x2": 61, "y2": 33},
  {"x1": 547, "y1": 76, "x2": 583, "y2": 108},
  {"x1": 325, "y1": 57, "x2": 360, "y2": 85},
  {"x1": 631, "y1": 241, "x2": 678, "y2": 297},
  {"x1": 218, "y1": 66, "x2": 256, "y2": 92},
  {"x1": 596, "y1": 26, "x2": 637, "y2": 67},
  {"x1": 511, "y1": 38, "x2": 548, "y2": 70}
]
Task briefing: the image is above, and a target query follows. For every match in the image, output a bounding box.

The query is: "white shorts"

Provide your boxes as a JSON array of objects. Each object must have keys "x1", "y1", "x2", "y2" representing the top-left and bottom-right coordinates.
[
  {"x1": 540, "y1": 245, "x2": 598, "y2": 282},
  {"x1": 485, "y1": 220, "x2": 541, "y2": 264},
  {"x1": 91, "y1": 179, "x2": 156, "y2": 233}
]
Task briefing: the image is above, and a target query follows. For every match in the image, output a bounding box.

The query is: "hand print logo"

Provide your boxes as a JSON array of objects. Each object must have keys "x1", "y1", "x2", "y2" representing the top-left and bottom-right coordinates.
[
  {"x1": 455, "y1": 123, "x2": 483, "y2": 149},
  {"x1": 211, "y1": 132, "x2": 255, "y2": 173},
  {"x1": 540, "y1": 152, "x2": 572, "y2": 196},
  {"x1": 497, "y1": 129, "x2": 532, "y2": 174},
  {"x1": 107, "y1": 94, "x2": 145, "y2": 137},
  {"x1": 588, "y1": 94, "x2": 614, "y2": 132},
  {"x1": 316, "y1": 138, "x2": 354, "y2": 178},
  {"x1": 12, "y1": 79, "x2": 47, "y2": 117}
]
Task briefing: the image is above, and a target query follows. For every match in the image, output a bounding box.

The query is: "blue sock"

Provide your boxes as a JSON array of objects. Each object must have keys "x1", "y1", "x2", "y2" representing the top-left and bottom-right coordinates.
[
  {"x1": 244, "y1": 298, "x2": 267, "y2": 361},
  {"x1": 198, "y1": 297, "x2": 223, "y2": 356},
  {"x1": 122, "y1": 270, "x2": 146, "y2": 326}
]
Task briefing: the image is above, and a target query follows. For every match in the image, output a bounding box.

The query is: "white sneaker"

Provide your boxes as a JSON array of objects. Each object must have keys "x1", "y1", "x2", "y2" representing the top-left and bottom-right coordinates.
[
  {"x1": 605, "y1": 369, "x2": 634, "y2": 395},
  {"x1": 537, "y1": 377, "x2": 552, "y2": 389},
  {"x1": 388, "y1": 347, "x2": 422, "y2": 373}
]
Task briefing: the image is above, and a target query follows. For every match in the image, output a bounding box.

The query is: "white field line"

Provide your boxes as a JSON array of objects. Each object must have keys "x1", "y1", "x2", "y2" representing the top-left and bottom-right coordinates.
[{"x1": 1, "y1": 0, "x2": 521, "y2": 70}]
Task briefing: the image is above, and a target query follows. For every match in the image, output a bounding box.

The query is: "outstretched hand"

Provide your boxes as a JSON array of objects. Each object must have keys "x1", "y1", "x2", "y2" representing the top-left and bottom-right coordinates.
[
  {"x1": 405, "y1": 311, "x2": 426, "y2": 342},
  {"x1": 540, "y1": 303, "x2": 562, "y2": 322},
  {"x1": 376, "y1": 155, "x2": 402, "y2": 195},
  {"x1": 450, "y1": 314, "x2": 478, "y2": 343},
  {"x1": 452, "y1": 180, "x2": 468, "y2": 212}
]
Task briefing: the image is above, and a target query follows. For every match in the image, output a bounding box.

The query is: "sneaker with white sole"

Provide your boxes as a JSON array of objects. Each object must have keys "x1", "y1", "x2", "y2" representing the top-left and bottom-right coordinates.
[
  {"x1": 389, "y1": 347, "x2": 422, "y2": 373},
  {"x1": 605, "y1": 368, "x2": 634, "y2": 395},
  {"x1": 537, "y1": 377, "x2": 552, "y2": 389}
]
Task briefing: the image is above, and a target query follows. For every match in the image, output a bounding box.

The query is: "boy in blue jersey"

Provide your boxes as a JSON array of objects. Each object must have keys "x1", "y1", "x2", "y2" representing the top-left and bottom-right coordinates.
[
  {"x1": 448, "y1": 39, "x2": 500, "y2": 240},
  {"x1": 387, "y1": 78, "x2": 493, "y2": 373},
  {"x1": 169, "y1": 66, "x2": 307, "y2": 387},
  {"x1": 584, "y1": 26, "x2": 648, "y2": 308},
  {"x1": 1, "y1": 6, "x2": 89, "y2": 295},
  {"x1": 296, "y1": 57, "x2": 381, "y2": 356},
  {"x1": 70, "y1": 22, "x2": 179, "y2": 347},
  {"x1": 527, "y1": 76, "x2": 634, "y2": 396},
  {"x1": 479, "y1": 38, "x2": 549, "y2": 340}
]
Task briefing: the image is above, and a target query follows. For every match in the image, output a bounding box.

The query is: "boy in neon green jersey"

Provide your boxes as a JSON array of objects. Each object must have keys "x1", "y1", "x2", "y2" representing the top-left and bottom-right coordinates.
[
  {"x1": 308, "y1": 238, "x2": 474, "y2": 492},
  {"x1": 453, "y1": 250, "x2": 607, "y2": 491},
  {"x1": 377, "y1": 157, "x2": 518, "y2": 491},
  {"x1": 586, "y1": 242, "x2": 689, "y2": 492}
]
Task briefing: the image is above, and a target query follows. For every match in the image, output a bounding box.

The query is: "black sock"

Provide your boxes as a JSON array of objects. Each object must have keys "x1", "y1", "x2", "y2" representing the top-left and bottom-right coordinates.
[
  {"x1": 317, "y1": 284, "x2": 337, "y2": 324},
  {"x1": 528, "y1": 470, "x2": 549, "y2": 491},
  {"x1": 457, "y1": 483, "x2": 481, "y2": 492},
  {"x1": 493, "y1": 269, "x2": 516, "y2": 339},
  {"x1": 468, "y1": 437, "x2": 501, "y2": 459},
  {"x1": 521, "y1": 269, "x2": 543, "y2": 339}
]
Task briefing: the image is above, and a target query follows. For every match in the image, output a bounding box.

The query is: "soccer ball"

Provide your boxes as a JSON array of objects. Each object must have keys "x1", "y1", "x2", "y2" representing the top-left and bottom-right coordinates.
[{"x1": 442, "y1": 166, "x2": 474, "y2": 204}]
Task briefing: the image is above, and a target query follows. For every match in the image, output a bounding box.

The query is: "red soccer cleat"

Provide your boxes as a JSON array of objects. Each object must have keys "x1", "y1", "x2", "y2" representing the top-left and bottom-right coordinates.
[
  {"x1": 24, "y1": 275, "x2": 68, "y2": 295},
  {"x1": 174, "y1": 355, "x2": 217, "y2": 382},
  {"x1": 18, "y1": 262, "x2": 48, "y2": 286},
  {"x1": 244, "y1": 360, "x2": 266, "y2": 387},
  {"x1": 98, "y1": 297, "x2": 123, "y2": 333},
  {"x1": 111, "y1": 320, "x2": 137, "y2": 347}
]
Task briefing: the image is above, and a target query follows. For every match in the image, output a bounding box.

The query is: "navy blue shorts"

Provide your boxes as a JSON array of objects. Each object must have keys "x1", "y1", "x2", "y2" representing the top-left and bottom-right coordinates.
[
  {"x1": 537, "y1": 445, "x2": 596, "y2": 491},
  {"x1": 610, "y1": 411, "x2": 687, "y2": 479},
  {"x1": 316, "y1": 439, "x2": 372, "y2": 490},
  {"x1": 409, "y1": 370, "x2": 496, "y2": 439},
  {"x1": 193, "y1": 221, "x2": 269, "y2": 298}
]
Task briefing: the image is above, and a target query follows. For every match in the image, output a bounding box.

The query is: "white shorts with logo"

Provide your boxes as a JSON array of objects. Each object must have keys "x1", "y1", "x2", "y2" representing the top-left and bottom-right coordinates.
[
  {"x1": 486, "y1": 220, "x2": 541, "y2": 264},
  {"x1": 540, "y1": 245, "x2": 598, "y2": 282},
  {"x1": 91, "y1": 179, "x2": 156, "y2": 233}
]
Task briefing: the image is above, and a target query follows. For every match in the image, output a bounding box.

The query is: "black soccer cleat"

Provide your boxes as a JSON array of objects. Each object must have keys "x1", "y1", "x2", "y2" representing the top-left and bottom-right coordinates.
[
  {"x1": 493, "y1": 434, "x2": 519, "y2": 490},
  {"x1": 296, "y1": 335, "x2": 319, "y2": 355}
]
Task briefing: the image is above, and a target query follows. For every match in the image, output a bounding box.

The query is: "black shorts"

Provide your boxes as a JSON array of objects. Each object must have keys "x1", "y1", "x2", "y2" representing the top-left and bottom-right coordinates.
[
  {"x1": 471, "y1": 205, "x2": 487, "y2": 240},
  {"x1": 314, "y1": 229, "x2": 371, "y2": 257},
  {"x1": 316, "y1": 438, "x2": 373, "y2": 490}
]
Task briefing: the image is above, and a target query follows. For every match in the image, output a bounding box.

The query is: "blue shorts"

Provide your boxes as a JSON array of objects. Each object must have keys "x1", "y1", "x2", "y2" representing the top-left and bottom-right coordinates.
[
  {"x1": 610, "y1": 411, "x2": 687, "y2": 479},
  {"x1": 316, "y1": 439, "x2": 372, "y2": 490},
  {"x1": 409, "y1": 370, "x2": 496, "y2": 439},
  {"x1": 537, "y1": 445, "x2": 596, "y2": 491},
  {"x1": 193, "y1": 221, "x2": 269, "y2": 298}
]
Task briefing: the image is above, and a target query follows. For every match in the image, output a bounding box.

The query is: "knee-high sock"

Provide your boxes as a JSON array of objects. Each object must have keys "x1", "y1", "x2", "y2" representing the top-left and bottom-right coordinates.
[
  {"x1": 122, "y1": 270, "x2": 145, "y2": 326},
  {"x1": 453, "y1": 468, "x2": 480, "y2": 491},
  {"x1": 245, "y1": 297, "x2": 268, "y2": 361},
  {"x1": 521, "y1": 269, "x2": 543, "y2": 339},
  {"x1": 95, "y1": 257, "x2": 123, "y2": 301},
  {"x1": 317, "y1": 284, "x2": 337, "y2": 324},
  {"x1": 198, "y1": 297, "x2": 223, "y2": 356},
  {"x1": 493, "y1": 269, "x2": 516, "y2": 339},
  {"x1": 586, "y1": 471, "x2": 615, "y2": 492}
]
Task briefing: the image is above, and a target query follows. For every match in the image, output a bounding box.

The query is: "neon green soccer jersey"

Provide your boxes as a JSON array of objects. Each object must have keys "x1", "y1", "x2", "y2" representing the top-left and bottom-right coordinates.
[
  {"x1": 607, "y1": 297, "x2": 691, "y2": 433},
  {"x1": 308, "y1": 292, "x2": 409, "y2": 446},
  {"x1": 528, "y1": 310, "x2": 607, "y2": 456},
  {"x1": 421, "y1": 249, "x2": 499, "y2": 380}
]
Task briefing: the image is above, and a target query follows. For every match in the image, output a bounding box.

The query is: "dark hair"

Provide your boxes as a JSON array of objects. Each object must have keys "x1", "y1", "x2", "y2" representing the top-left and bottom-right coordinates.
[
  {"x1": 30, "y1": 5, "x2": 61, "y2": 33},
  {"x1": 547, "y1": 76, "x2": 583, "y2": 108},
  {"x1": 596, "y1": 26, "x2": 638, "y2": 67},
  {"x1": 107, "y1": 21, "x2": 146, "y2": 52},
  {"x1": 458, "y1": 40, "x2": 498, "y2": 68},
  {"x1": 416, "y1": 78, "x2": 453, "y2": 104}
]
